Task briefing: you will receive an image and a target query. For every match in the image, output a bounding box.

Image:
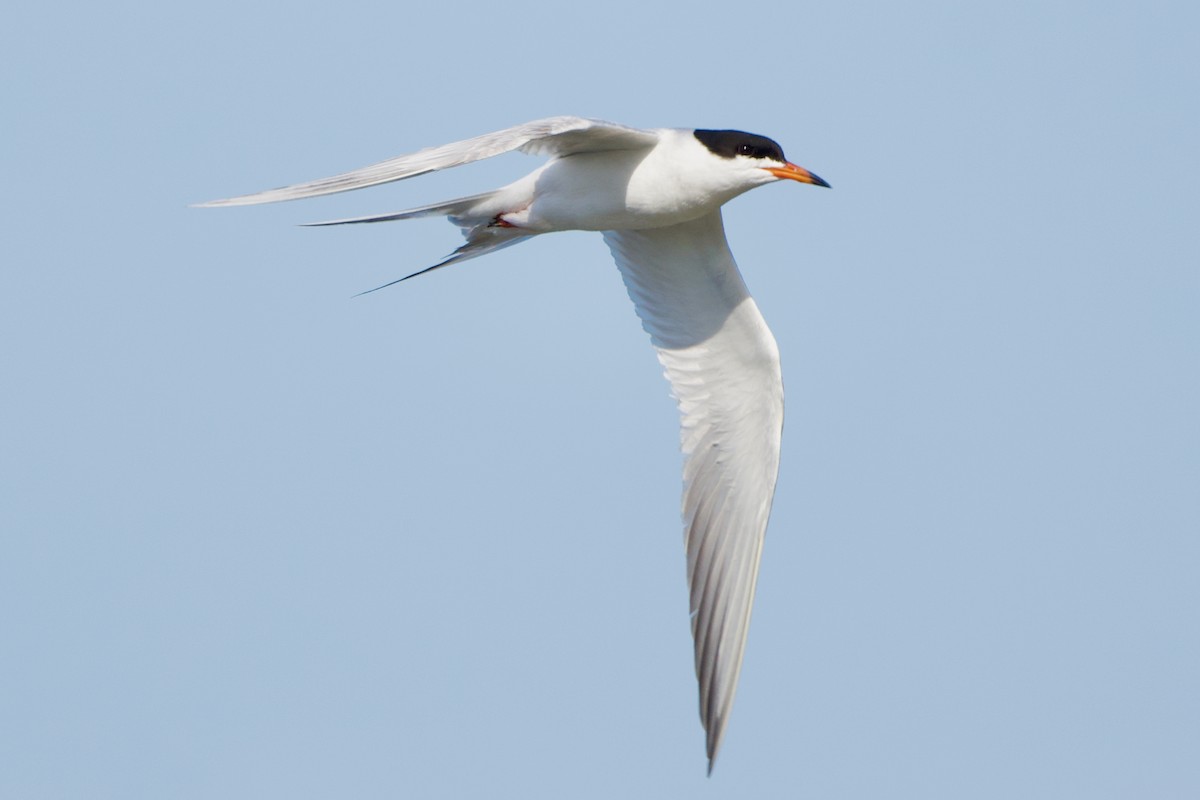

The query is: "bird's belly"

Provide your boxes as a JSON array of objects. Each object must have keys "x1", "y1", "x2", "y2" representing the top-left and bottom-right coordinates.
[{"x1": 520, "y1": 152, "x2": 721, "y2": 233}]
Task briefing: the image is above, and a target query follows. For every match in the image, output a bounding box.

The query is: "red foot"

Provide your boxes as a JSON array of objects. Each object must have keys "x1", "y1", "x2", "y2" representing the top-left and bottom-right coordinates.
[{"x1": 489, "y1": 215, "x2": 517, "y2": 228}]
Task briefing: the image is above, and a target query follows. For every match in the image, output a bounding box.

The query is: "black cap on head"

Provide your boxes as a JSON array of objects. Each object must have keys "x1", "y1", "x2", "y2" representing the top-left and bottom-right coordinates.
[{"x1": 694, "y1": 129, "x2": 787, "y2": 163}]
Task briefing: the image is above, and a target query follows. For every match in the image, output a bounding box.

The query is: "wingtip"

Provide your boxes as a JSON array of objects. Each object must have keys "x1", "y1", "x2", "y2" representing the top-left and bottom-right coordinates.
[
  {"x1": 191, "y1": 190, "x2": 304, "y2": 208},
  {"x1": 191, "y1": 197, "x2": 253, "y2": 209}
]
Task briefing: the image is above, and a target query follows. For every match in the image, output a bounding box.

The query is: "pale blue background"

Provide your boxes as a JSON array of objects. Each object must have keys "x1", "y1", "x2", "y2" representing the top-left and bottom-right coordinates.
[{"x1": 3, "y1": 1, "x2": 1197, "y2": 797}]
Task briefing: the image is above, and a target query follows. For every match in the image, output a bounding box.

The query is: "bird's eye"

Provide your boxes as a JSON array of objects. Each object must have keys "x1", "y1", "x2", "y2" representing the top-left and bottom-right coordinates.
[{"x1": 737, "y1": 143, "x2": 756, "y2": 156}]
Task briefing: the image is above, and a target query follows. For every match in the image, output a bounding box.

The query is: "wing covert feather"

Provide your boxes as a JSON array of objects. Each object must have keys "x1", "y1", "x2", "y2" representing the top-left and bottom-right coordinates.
[{"x1": 603, "y1": 211, "x2": 783, "y2": 771}]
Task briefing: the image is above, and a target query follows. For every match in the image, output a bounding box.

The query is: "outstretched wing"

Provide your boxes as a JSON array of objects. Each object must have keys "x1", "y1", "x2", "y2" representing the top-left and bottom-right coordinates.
[
  {"x1": 603, "y1": 211, "x2": 784, "y2": 772},
  {"x1": 196, "y1": 116, "x2": 658, "y2": 207}
]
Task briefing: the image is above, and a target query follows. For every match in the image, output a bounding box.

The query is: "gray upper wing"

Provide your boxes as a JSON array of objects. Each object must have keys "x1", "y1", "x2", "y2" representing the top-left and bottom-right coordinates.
[{"x1": 196, "y1": 116, "x2": 658, "y2": 207}]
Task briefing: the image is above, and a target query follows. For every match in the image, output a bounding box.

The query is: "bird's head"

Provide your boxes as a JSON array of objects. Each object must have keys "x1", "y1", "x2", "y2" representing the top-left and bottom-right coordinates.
[{"x1": 692, "y1": 129, "x2": 830, "y2": 190}]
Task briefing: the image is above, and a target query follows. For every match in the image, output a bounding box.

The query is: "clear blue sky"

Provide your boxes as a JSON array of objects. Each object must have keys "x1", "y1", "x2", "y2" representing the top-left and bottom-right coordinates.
[{"x1": 3, "y1": 1, "x2": 1197, "y2": 797}]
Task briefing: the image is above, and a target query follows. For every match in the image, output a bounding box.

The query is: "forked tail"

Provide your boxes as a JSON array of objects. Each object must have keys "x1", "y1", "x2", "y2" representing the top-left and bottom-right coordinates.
[
  {"x1": 302, "y1": 190, "x2": 534, "y2": 293},
  {"x1": 301, "y1": 191, "x2": 495, "y2": 227}
]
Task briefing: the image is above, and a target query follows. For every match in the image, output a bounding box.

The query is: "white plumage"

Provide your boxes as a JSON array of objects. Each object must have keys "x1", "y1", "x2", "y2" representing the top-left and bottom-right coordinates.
[{"x1": 199, "y1": 116, "x2": 829, "y2": 772}]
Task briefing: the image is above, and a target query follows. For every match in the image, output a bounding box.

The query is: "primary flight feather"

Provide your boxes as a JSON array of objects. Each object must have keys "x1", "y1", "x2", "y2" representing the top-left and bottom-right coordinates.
[{"x1": 199, "y1": 116, "x2": 829, "y2": 772}]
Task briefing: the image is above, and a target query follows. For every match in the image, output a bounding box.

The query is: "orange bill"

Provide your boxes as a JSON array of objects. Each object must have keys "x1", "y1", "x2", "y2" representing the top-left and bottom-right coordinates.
[{"x1": 766, "y1": 162, "x2": 830, "y2": 188}]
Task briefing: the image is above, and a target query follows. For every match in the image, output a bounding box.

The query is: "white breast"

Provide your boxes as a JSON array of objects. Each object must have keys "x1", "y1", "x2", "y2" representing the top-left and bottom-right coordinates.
[{"x1": 522, "y1": 130, "x2": 755, "y2": 233}]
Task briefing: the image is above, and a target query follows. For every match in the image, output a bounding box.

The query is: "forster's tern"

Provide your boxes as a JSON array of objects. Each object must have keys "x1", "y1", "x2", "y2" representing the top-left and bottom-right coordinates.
[{"x1": 199, "y1": 116, "x2": 829, "y2": 772}]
